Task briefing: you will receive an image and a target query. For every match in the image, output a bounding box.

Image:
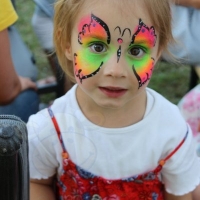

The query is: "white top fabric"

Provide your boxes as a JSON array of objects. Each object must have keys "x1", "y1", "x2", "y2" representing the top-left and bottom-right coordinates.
[
  {"x1": 163, "y1": 4, "x2": 200, "y2": 64},
  {"x1": 27, "y1": 84, "x2": 200, "y2": 195}
]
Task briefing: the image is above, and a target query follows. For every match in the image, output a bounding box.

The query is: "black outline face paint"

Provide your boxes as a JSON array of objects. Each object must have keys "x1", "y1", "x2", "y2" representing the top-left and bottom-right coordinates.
[
  {"x1": 114, "y1": 26, "x2": 131, "y2": 62},
  {"x1": 117, "y1": 46, "x2": 121, "y2": 63},
  {"x1": 78, "y1": 14, "x2": 111, "y2": 45},
  {"x1": 128, "y1": 19, "x2": 157, "y2": 89},
  {"x1": 130, "y1": 19, "x2": 157, "y2": 47},
  {"x1": 132, "y1": 57, "x2": 155, "y2": 89},
  {"x1": 74, "y1": 53, "x2": 103, "y2": 83},
  {"x1": 75, "y1": 14, "x2": 111, "y2": 83}
]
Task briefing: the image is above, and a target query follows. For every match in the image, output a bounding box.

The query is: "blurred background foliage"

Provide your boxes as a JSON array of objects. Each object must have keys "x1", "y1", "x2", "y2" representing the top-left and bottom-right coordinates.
[{"x1": 15, "y1": 0, "x2": 193, "y2": 104}]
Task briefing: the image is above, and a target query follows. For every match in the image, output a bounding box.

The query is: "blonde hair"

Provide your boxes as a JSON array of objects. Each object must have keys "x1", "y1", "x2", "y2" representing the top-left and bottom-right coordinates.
[{"x1": 53, "y1": 0, "x2": 174, "y2": 82}]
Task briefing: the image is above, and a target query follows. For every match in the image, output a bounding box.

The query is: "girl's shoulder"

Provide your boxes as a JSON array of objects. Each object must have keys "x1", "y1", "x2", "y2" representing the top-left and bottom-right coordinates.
[
  {"x1": 146, "y1": 88, "x2": 190, "y2": 148},
  {"x1": 27, "y1": 85, "x2": 77, "y2": 135},
  {"x1": 146, "y1": 87, "x2": 186, "y2": 123},
  {"x1": 146, "y1": 90, "x2": 200, "y2": 195}
]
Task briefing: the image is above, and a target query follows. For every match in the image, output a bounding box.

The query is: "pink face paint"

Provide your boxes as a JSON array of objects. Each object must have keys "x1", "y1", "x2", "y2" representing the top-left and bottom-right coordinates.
[
  {"x1": 78, "y1": 14, "x2": 111, "y2": 45},
  {"x1": 128, "y1": 19, "x2": 157, "y2": 88},
  {"x1": 117, "y1": 38, "x2": 123, "y2": 44},
  {"x1": 130, "y1": 19, "x2": 157, "y2": 48},
  {"x1": 75, "y1": 14, "x2": 111, "y2": 83},
  {"x1": 76, "y1": 15, "x2": 157, "y2": 88}
]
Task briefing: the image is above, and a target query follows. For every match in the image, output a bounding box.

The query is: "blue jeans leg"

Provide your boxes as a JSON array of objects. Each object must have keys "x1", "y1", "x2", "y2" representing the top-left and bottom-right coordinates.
[{"x1": 0, "y1": 89, "x2": 39, "y2": 123}]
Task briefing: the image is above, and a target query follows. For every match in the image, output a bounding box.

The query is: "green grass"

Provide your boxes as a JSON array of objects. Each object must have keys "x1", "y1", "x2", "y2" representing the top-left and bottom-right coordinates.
[
  {"x1": 149, "y1": 62, "x2": 191, "y2": 104},
  {"x1": 15, "y1": 0, "x2": 193, "y2": 104}
]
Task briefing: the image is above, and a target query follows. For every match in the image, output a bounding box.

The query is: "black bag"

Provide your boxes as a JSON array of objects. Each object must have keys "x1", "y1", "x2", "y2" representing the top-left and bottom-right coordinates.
[{"x1": 0, "y1": 115, "x2": 29, "y2": 200}]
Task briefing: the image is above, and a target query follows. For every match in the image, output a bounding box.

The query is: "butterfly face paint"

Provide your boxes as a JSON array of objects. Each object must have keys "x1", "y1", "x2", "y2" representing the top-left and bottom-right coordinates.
[
  {"x1": 75, "y1": 14, "x2": 111, "y2": 83},
  {"x1": 128, "y1": 19, "x2": 157, "y2": 88},
  {"x1": 75, "y1": 14, "x2": 157, "y2": 89}
]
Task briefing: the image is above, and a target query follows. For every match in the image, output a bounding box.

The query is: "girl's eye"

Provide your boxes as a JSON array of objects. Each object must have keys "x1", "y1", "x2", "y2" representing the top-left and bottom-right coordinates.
[
  {"x1": 128, "y1": 47, "x2": 145, "y2": 58},
  {"x1": 89, "y1": 43, "x2": 107, "y2": 53}
]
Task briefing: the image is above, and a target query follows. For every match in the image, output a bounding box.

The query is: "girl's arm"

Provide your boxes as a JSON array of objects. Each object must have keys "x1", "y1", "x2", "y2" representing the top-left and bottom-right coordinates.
[
  {"x1": 30, "y1": 176, "x2": 56, "y2": 200},
  {"x1": 165, "y1": 191, "x2": 192, "y2": 200},
  {"x1": 192, "y1": 185, "x2": 200, "y2": 200}
]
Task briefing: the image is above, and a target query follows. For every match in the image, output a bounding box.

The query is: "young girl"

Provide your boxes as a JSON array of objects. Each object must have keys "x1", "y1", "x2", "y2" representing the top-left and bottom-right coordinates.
[{"x1": 28, "y1": 0, "x2": 200, "y2": 199}]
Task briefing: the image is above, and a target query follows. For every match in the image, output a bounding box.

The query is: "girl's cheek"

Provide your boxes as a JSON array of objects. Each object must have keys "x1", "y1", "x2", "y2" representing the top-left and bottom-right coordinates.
[
  {"x1": 135, "y1": 58, "x2": 154, "y2": 79},
  {"x1": 126, "y1": 55, "x2": 155, "y2": 88},
  {"x1": 73, "y1": 48, "x2": 112, "y2": 83}
]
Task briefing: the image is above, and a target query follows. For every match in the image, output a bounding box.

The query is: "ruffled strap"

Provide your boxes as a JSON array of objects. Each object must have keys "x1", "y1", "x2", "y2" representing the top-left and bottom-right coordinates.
[{"x1": 48, "y1": 107, "x2": 68, "y2": 159}]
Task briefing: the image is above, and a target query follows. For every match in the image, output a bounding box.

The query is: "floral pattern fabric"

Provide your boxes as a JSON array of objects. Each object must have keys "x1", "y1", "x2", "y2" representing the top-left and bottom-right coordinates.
[
  {"x1": 47, "y1": 107, "x2": 187, "y2": 200},
  {"x1": 178, "y1": 84, "x2": 200, "y2": 156},
  {"x1": 57, "y1": 153, "x2": 164, "y2": 200}
]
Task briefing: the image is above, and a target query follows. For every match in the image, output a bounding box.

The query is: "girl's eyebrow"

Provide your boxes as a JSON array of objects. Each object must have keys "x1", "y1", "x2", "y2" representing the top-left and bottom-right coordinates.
[
  {"x1": 85, "y1": 33, "x2": 107, "y2": 40},
  {"x1": 132, "y1": 39, "x2": 152, "y2": 45}
]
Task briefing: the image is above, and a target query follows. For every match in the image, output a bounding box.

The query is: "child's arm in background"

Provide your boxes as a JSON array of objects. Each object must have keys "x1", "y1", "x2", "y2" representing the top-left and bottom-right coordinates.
[
  {"x1": 164, "y1": 191, "x2": 192, "y2": 200},
  {"x1": 172, "y1": 0, "x2": 200, "y2": 9},
  {"x1": 30, "y1": 176, "x2": 56, "y2": 200}
]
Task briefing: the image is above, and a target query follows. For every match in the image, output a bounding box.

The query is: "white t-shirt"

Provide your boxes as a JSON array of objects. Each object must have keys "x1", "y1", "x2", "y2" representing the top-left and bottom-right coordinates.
[{"x1": 27, "y1": 85, "x2": 200, "y2": 195}]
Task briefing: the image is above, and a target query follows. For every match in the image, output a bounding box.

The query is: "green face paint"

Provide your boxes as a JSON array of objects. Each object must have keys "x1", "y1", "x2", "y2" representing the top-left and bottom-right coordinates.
[
  {"x1": 127, "y1": 19, "x2": 157, "y2": 88},
  {"x1": 74, "y1": 46, "x2": 112, "y2": 83},
  {"x1": 75, "y1": 14, "x2": 111, "y2": 83},
  {"x1": 75, "y1": 15, "x2": 157, "y2": 88}
]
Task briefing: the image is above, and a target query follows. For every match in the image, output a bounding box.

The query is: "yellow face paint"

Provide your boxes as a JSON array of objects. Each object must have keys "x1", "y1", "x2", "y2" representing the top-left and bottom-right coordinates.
[
  {"x1": 75, "y1": 15, "x2": 157, "y2": 89},
  {"x1": 75, "y1": 14, "x2": 111, "y2": 83},
  {"x1": 127, "y1": 19, "x2": 157, "y2": 88}
]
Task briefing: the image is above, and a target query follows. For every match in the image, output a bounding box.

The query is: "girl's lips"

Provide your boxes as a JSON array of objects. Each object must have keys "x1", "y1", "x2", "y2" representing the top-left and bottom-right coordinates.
[{"x1": 99, "y1": 86, "x2": 127, "y2": 98}]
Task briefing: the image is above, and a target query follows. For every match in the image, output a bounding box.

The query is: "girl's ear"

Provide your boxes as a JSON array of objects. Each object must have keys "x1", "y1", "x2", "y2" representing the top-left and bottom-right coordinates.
[
  {"x1": 65, "y1": 44, "x2": 73, "y2": 61},
  {"x1": 154, "y1": 48, "x2": 163, "y2": 63},
  {"x1": 155, "y1": 52, "x2": 162, "y2": 63}
]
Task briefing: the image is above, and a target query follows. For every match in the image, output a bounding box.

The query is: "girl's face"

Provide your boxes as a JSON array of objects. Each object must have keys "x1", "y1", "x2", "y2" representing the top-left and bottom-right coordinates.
[{"x1": 65, "y1": 0, "x2": 161, "y2": 110}]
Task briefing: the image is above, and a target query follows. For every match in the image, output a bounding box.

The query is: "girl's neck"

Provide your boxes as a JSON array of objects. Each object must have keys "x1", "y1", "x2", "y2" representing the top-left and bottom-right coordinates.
[{"x1": 76, "y1": 87, "x2": 147, "y2": 128}]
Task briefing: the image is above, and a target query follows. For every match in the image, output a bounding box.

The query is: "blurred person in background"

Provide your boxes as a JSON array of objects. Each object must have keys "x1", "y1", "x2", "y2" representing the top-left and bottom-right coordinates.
[
  {"x1": 0, "y1": 0, "x2": 39, "y2": 122},
  {"x1": 163, "y1": 0, "x2": 200, "y2": 65},
  {"x1": 31, "y1": 0, "x2": 74, "y2": 94},
  {"x1": 164, "y1": 1, "x2": 200, "y2": 199}
]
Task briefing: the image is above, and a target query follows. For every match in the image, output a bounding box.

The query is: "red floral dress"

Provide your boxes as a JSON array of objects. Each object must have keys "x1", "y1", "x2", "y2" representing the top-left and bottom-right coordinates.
[{"x1": 48, "y1": 108, "x2": 188, "y2": 200}]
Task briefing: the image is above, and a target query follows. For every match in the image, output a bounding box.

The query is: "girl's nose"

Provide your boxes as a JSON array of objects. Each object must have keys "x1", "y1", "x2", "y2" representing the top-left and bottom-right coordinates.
[{"x1": 103, "y1": 56, "x2": 128, "y2": 78}]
